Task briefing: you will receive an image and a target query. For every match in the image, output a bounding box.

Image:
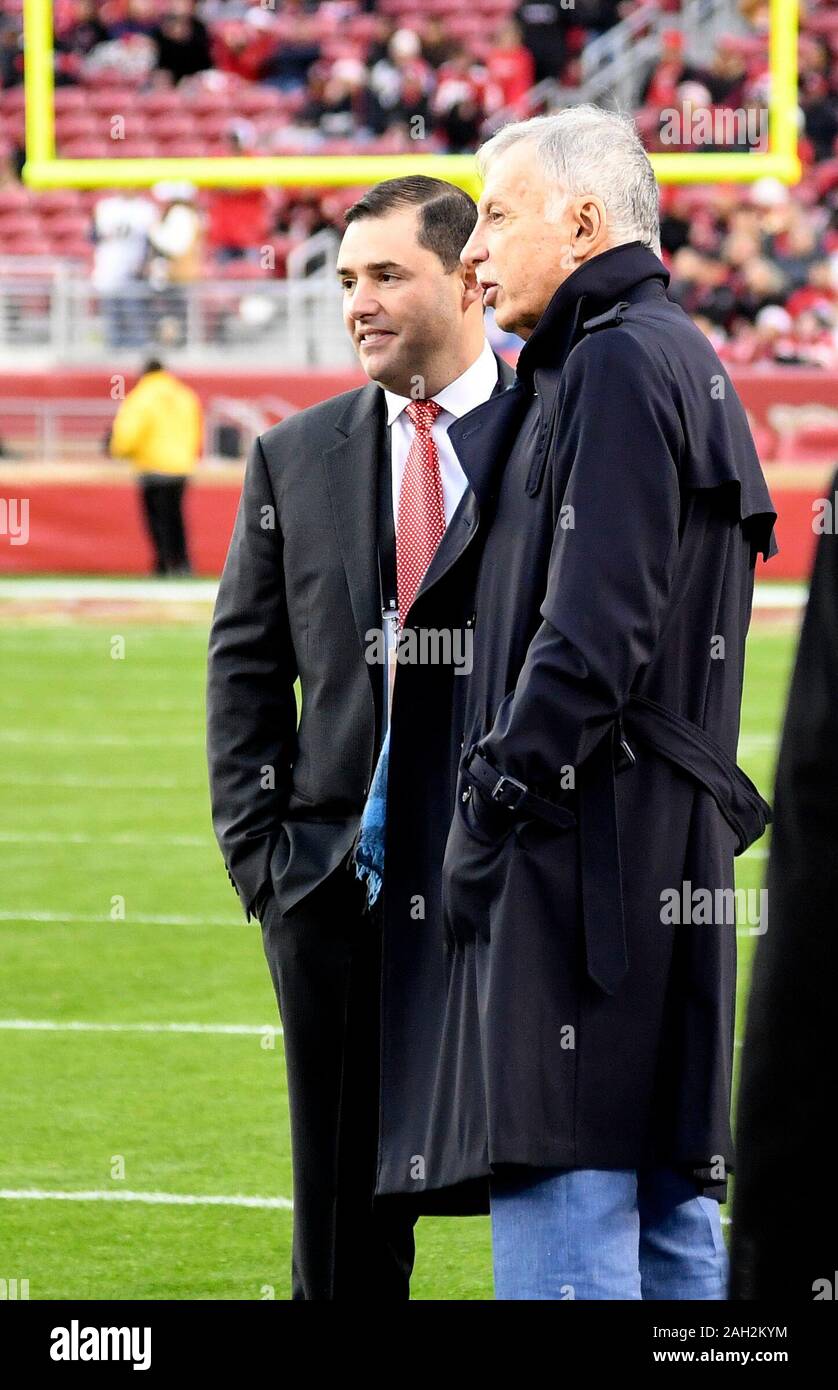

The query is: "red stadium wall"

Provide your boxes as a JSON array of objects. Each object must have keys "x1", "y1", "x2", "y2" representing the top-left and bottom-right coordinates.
[{"x1": 1, "y1": 368, "x2": 836, "y2": 580}]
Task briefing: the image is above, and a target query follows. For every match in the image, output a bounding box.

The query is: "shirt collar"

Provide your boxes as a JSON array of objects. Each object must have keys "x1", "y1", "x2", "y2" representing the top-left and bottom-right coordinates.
[{"x1": 384, "y1": 338, "x2": 498, "y2": 426}]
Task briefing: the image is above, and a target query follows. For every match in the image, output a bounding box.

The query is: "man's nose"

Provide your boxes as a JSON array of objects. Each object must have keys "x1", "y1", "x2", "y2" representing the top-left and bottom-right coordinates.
[
  {"x1": 460, "y1": 228, "x2": 487, "y2": 269},
  {"x1": 348, "y1": 281, "x2": 381, "y2": 321}
]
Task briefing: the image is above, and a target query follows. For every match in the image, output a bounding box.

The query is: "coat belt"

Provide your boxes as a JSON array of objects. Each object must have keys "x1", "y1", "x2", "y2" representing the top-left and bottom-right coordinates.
[{"x1": 462, "y1": 694, "x2": 772, "y2": 997}]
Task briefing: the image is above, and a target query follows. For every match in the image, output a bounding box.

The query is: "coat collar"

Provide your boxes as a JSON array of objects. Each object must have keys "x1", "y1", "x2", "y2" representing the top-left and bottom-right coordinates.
[{"x1": 514, "y1": 241, "x2": 671, "y2": 387}]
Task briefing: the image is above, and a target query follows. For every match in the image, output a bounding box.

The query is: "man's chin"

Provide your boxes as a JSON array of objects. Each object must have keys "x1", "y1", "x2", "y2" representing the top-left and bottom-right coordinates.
[
  {"x1": 360, "y1": 341, "x2": 406, "y2": 390},
  {"x1": 492, "y1": 303, "x2": 521, "y2": 337}
]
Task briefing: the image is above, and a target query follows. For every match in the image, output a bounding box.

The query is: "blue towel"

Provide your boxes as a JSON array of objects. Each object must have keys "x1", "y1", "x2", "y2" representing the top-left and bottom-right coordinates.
[{"x1": 352, "y1": 728, "x2": 390, "y2": 908}]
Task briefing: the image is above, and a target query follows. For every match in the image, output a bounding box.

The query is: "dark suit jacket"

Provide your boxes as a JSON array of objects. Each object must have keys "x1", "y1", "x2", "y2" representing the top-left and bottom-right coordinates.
[
  {"x1": 730, "y1": 470, "x2": 838, "y2": 1299},
  {"x1": 206, "y1": 350, "x2": 515, "y2": 921}
]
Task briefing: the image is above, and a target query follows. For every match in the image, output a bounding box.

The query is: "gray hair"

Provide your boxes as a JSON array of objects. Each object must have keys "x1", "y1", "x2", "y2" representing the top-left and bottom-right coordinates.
[{"x1": 476, "y1": 106, "x2": 661, "y2": 258}]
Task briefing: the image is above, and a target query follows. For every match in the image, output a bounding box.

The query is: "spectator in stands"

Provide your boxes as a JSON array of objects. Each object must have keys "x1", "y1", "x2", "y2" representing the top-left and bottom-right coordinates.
[
  {"x1": 147, "y1": 182, "x2": 204, "y2": 347},
  {"x1": 211, "y1": 15, "x2": 278, "y2": 83},
  {"x1": 486, "y1": 21, "x2": 536, "y2": 115},
  {"x1": 54, "y1": 0, "x2": 109, "y2": 60},
  {"x1": 108, "y1": 0, "x2": 159, "y2": 41},
  {"x1": 771, "y1": 211, "x2": 826, "y2": 291},
  {"x1": 668, "y1": 247, "x2": 737, "y2": 328},
  {"x1": 261, "y1": 11, "x2": 321, "y2": 94},
  {"x1": 800, "y1": 71, "x2": 838, "y2": 162},
  {"x1": 109, "y1": 356, "x2": 202, "y2": 577},
  {"x1": 0, "y1": 16, "x2": 22, "y2": 90},
  {"x1": 786, "y1": 258, "x2": 837, "y2": 317},
  {"x1": 432, "y1": 47, "x2": 499, "y2": 154},
  {"x1": 299, "y1": 57, "x2": 384, "y2": 141},
  {"x1": 206, "y1": 124, "x2": 274, "y2": 265},
  {"x1": 152, "y1": 0, "x2": 213, "y2": 85},
  {"x1": 641, "y1": 29, "x2": 687, "y2": 108},
  {"x1": 369, "y1": 29, "x2": 434, "y2": 128},
  {"x1": 421, "y1": 17, "x2": 455, "y2": 70},
  {"x1": 514, "y1": 1, "x2": 571, "y2": 84},
  {"x1": 92, "y1": 190, "x2": 157, "y2": 350}
]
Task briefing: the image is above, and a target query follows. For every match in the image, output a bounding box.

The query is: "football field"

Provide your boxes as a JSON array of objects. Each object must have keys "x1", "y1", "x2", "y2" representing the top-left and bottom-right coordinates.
[{"x1": 0, "y1": 580, "x2": 799, "y2": 1300}]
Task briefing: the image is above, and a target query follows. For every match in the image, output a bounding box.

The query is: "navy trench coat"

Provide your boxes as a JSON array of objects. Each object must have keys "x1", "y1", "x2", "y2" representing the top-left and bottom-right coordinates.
[{"x1": 375, "y1": 243, "x2": 777, "y2": 1213}]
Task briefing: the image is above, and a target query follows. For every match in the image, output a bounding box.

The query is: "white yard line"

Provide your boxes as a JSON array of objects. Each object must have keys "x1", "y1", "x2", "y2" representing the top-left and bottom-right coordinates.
[
  {"x1": 0, "y1": 1019, "x2": 281, "y2": 1037},
  {"x1": 0, "y1": 832, "x2": 214, "y2": 846},
  {"x1": 0, "y1": 1188, "x2": 292, "y2": 1210},
  {"x1": 0, "y1": 730, "x2": 200, "y2": 745},
  {"x1": 0, "y1": 576, "x2": 805, "y2": 608},
  {"x1": 0, "y1": 776, "x2": 201, "y2": 788},
  {"x1": 0, "y1": 579, "x2": 219, "y2": 602},
  {"x1": 751, "y1": 584, "x2": 806, "y2": 609},
  {"x1": 0, "y1": 911, "x2": 243, "y2": 926}
]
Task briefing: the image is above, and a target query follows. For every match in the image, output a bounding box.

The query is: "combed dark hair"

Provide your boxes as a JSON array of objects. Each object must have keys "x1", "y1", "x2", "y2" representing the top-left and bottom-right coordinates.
[{"x1": 344, "y1": 176, "x2": 477, "y2": 272}]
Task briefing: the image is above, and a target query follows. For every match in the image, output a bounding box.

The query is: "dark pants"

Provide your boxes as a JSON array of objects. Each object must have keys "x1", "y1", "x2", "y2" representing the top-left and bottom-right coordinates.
[
  {"x1": 260, "y1": 865, "x2": 417, "y2": 1300},
  {"x1": 138, "y1": 473, "x2": 191, "y2": 575}
]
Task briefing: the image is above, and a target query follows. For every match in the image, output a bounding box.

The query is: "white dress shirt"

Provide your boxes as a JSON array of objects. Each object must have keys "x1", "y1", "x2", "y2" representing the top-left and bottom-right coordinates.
[{"x1": 383, "y1": 337, "x2": 500, "y2": 532}]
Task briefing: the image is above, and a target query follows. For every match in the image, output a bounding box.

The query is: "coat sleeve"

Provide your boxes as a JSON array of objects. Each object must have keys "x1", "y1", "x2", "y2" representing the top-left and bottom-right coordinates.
[
  {"x1": 109, "y1": 391, "x2": 145, "y2": 460},
  {"x1": 206, "y1": 432, "x2": 299, "y2": 919},
  {"x1": 477, "y1": 330, "x2": 682, "y2": 791}
]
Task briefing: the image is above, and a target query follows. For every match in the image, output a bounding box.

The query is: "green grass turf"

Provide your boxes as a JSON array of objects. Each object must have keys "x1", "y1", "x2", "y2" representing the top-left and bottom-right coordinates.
[{"x1": 0, "y1": 612, "x2": 798, "y2": 1300}]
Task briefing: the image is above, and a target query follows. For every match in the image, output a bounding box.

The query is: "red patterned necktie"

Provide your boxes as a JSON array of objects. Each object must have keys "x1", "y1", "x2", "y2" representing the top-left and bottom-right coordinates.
[{"x1": 396, "y1": 398, "x2": 446, "y2": 622}]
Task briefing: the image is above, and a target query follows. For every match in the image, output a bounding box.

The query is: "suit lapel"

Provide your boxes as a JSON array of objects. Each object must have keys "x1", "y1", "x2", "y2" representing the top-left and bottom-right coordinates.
[
  {"x1": 322, "y1": 352, "x2": 520, "y2": 641},
  {"x1": 446, "y1": 373, "x2": 529, "y2": 512},
  {"x1": 322, "y1": 382, "x2": 383, "y2": 663},
  {"x1": 416, "y1": 354, "x2": 516, "y2": 600}
]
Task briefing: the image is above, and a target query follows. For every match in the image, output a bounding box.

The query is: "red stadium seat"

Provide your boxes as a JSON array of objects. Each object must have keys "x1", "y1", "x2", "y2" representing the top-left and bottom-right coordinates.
[
  {"x1": 136, "y1": 90, "x2": 185, "y2": 116},
  {"x1": 195, "y1": 111, "x2": 241, "y2": 141},
  {"x1": 235, "y1": 87, "x2": 285, "y2": 116},
  {"x1": 0, "y1": 212, "x2": 44, "y2": 238},
  {"x1": 32, "y1": 190, "x2": 85, "y2": 217},
  {"x1": 0, "y1": 184, "x2": 30, "y2": 213},
  {"x1": 86, "y1": 88, "x2": 142, "y2": 115},
  {"x1": 42, "y1": 212, "x2": 91, "y2": 239},
  {"x1": 46, "y1": 244, "x2": 93, "y2": 265},
  {"x1": 59, "y1": 138, "x2": 113, "y2": 158},
  {"x1": 55, "y1": 113, "x2": 100, "y2": 140},
  {"x1": 153, "y1": 115, "x2": 198, "y2": 144},
  {"x1": 52, "y1": 87, "x2": 90, "y2": 112},
  {"x1": 0, "y1": 85, "x2": 27, "y2": 111},
  {"x1": 160, "y1": 140, "x2": 213, "y2": 158},
  {"x1": 110, "y1": 141, "x2": 162, "y2": 158}
]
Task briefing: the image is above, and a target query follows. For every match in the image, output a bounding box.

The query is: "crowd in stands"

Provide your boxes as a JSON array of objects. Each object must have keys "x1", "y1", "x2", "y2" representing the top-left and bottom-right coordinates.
[{"x1": 0, "y1": 0, "x2": 837, "y2": 364}]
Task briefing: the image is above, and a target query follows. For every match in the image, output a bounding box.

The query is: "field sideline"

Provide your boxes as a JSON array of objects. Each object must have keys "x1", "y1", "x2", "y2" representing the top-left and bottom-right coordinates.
[{"x1": 0, "y1": 579, "x2": 800, "y2": 1300}]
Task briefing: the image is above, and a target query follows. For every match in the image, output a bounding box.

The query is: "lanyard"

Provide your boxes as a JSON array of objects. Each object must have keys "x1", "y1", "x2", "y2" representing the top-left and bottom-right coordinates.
[{"x1": 377, "y1": 419, "x2": 398, "y2": 738}]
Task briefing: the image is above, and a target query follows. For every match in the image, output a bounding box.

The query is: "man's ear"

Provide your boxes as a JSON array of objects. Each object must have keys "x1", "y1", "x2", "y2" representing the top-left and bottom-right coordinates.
[
  {"x1": 571, "y1": 196, "x2": 608, "y2": 261},
  {"x1": 460, "y1": 262, "x2": 484, "y2": 311}
]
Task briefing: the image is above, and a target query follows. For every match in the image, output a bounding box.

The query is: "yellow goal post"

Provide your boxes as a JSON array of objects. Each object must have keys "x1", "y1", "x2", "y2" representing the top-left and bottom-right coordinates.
[{"x1": 21, "y1": 0, "x2": 800, "y2": 193}]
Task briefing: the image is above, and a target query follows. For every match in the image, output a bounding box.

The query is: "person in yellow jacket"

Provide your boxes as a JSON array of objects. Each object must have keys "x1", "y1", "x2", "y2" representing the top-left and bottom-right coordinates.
[{"x1": 109, "y1": 357, "x2": 203, "y2": 576}]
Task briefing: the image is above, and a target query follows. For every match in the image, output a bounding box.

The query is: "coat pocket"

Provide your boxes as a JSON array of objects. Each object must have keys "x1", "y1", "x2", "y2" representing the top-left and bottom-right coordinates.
[{"x1": 460, "y1": 784, "x2": 517, "y2": 847}]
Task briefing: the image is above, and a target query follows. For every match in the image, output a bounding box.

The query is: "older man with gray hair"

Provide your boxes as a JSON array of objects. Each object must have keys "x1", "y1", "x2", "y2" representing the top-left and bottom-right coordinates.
[{"x1": 372, "y1": 105, "x2": 778, "y2": 1300}]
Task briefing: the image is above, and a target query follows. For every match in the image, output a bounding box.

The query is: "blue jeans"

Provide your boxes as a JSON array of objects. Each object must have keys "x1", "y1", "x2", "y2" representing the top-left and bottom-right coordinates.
[{"x1": 490, "y1": 1166, "x2": 728, "y2": 1300}]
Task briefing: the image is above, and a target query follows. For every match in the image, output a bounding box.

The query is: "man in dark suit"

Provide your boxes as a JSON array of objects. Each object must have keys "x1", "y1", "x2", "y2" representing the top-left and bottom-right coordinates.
[
  {"x1": 426, "y1": 107, "x2": 776, "y2": 1299},
  {"x1": 206, "y1": 176, "x2": 515, "y2": 1300},
  {"x1": 730, "y1": 471, "x2": 838, "y2": 1301}
]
